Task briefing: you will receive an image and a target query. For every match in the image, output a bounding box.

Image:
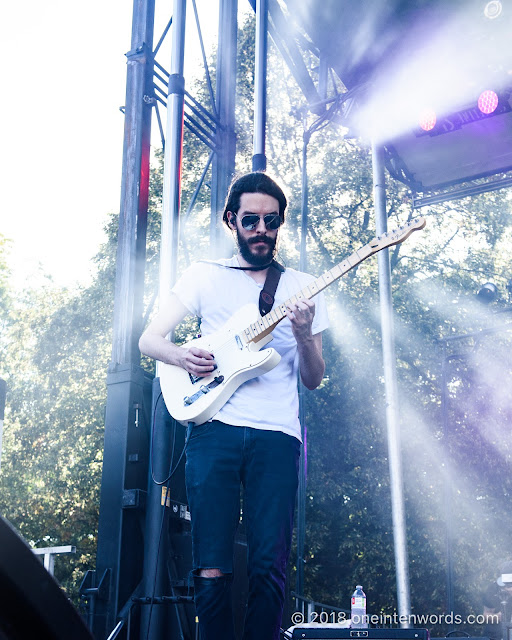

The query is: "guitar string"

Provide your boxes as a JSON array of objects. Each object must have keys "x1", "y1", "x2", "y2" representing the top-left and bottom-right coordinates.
[
  {"x1": 191, "y1": 280, "x2": 328, "y2": 364},
  {"x1": 182, "y1": 224, "x2": 420, "y2": 383},
  {"x1": 194, "y1": 293, "x2": 307, "y2": 360},
  {"x1": 193, "y1": 228, "x2": 418, "y2": 363},
  {"x1": 201, "y1": 248, "x2": 386, "y2": 359},
  {"x1": 192, "y1": 255, "x2": 369, "y2": 360}
]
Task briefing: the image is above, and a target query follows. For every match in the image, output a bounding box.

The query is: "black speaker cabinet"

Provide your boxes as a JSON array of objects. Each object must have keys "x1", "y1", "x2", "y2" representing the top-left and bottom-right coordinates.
[
  {"x1": 0, "y1": 516, "x2": 93, "y2": 640},
  {"x1": 292, "y1": 629, "x2": 429, "y2": 640}
]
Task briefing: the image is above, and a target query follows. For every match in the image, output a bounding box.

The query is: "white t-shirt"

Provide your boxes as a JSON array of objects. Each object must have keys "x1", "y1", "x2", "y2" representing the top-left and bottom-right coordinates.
[{"x1": 171, "y1": 257, "x2": 329, "y2": 441}]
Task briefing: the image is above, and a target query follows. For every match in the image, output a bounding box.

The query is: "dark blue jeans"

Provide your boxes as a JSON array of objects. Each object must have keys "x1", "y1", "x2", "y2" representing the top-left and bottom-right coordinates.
[{"x1": 185, "y1": 421, "x2": 300, "y2": 640}]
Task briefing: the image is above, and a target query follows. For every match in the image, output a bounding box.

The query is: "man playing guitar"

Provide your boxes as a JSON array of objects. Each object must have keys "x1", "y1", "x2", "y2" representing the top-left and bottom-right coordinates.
[{"x1": 139, "y1": 172, "x2": 329, "y2": 640}]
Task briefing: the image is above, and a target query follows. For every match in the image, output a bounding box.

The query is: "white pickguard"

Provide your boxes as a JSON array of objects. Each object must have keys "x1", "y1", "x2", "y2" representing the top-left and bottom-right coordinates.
[{"x1": 159, "y1": 303, "x2": 281, "y2": 426}]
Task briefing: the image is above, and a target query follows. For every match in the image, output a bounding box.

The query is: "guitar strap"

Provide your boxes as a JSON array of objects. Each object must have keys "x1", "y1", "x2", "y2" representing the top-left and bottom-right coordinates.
[{"x1": 258, "y1": 260, "x2": 284, "y2": 316}]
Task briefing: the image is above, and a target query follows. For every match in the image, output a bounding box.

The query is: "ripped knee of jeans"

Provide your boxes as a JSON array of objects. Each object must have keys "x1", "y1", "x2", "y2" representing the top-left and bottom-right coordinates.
[{"x1": 194, "y1": 567, "x2": 229, "y2": 578}]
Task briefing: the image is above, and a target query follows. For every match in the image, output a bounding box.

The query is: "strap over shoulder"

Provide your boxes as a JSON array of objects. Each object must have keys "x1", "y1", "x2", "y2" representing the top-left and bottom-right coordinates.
[
  {"x1": 259, "y1": 261, "x2": 283, "y2": 316},
  {"x1": 197, "y1": 258, "x2": 285, "y2": 315}
]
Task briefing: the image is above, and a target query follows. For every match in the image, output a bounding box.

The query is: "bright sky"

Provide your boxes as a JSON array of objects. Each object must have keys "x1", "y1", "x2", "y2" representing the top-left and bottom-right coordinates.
[{"x1": 1, "y1": 0, "x2": 223, "y2": 290}]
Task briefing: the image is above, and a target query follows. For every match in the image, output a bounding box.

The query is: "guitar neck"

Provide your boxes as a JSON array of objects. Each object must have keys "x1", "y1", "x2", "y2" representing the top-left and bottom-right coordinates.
[
  {"x1": 243, "y1": 245, "x2": 372, "y2": 344},
  {"x1": 242, "y1": 217, "x2": 426, "y2": 345}
]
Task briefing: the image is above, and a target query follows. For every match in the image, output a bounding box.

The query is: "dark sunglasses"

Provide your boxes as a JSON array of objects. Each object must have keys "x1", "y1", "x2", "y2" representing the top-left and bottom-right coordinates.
[{"x1": 235, "y1": 213, "x2": 282, "y2": 231}]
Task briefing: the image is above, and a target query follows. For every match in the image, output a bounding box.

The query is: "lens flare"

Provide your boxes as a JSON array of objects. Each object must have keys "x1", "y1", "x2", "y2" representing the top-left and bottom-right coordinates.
[
  {"x1": 484, "y1": 1, "x2": 502, "y2": 19},
  {"x1": 419, "y1": 108, "x2": 437, "y2": 132},
  {"x1": 477, "y1": 90, "x2": 499, "y2": 114}
]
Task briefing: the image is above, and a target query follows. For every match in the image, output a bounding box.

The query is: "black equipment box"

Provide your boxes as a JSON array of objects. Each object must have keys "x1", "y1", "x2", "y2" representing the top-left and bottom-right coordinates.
[{"x1": 292, "y1": 629, "x2": 429, "y2": 640}]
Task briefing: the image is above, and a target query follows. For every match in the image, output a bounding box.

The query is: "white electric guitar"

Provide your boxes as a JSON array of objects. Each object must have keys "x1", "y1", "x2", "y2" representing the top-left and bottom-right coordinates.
[{"x1": 160, "y1": 217, "x2": 426, "y2": 425}]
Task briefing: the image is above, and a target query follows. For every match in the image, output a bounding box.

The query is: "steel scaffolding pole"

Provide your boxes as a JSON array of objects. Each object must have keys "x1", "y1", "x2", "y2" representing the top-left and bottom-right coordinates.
[
  {"x1": 142, "y1": 3, "x2": 187, "y2": 638},
  {"x1": 158, "y1": 0, "x2": 186, "y2": 301},
  {"x1": 111, "y1": 11, "x2": 155, "y2": 367},
  {"x1": 296, "y1": 130, "x2": 311, "y2": 598},
  {"x1": 92, "y1": 0, "x2": 156, "y2": 637},
  {"x1": 252, "y1": 0, "x2": 268, "y2": 172},
  {"x1": 372, "y1": 142, "x2": 411, "y2": 621},
  {"x1": 441, "y1": 341, "x2": 455, "y2": 628},
  {"x1": 209, "y1": 0, "x2": 237, "y2": 257}
]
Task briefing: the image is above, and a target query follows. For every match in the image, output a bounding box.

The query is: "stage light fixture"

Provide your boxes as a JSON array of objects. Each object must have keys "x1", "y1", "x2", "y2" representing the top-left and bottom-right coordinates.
[
  {"x1": 478, "y1": 90, "x2": 499, "y2": 114},
  {"x1": 419, "y1": 108, "x2": 436, "y2": 131},
  {"x1": 484, "y1": 1, "x2": 502, "y2": 19},
  {"x1": 477, "y1": 282, "x2": 498, "y2": 303}
]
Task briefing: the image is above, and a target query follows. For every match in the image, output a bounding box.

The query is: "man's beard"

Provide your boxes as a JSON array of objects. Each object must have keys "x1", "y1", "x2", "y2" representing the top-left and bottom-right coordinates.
[{"x1": 236, "y1": 228, "x2": 277, "y2": 266}]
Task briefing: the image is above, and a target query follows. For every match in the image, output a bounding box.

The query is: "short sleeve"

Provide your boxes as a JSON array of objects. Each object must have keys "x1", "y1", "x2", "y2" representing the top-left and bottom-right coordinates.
[{"x1": 171, "y1": 262, "x2": 206, "y2": 317}]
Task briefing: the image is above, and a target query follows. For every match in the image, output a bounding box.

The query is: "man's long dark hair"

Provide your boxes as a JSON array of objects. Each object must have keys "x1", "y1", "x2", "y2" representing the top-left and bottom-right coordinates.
[{"x1": 222, "y1": 172, "x2": 287, "y2": 227}]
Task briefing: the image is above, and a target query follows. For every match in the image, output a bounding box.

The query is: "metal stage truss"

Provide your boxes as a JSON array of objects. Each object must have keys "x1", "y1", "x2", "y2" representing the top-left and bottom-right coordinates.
[{"x1": 84, "y1": 1, "x2": 512, "y2": 639}]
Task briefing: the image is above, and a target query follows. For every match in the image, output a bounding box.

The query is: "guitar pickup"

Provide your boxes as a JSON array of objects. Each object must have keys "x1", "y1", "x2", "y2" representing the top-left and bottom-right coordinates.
[
  {"x1": 189, "y1": 365, "x2": 217, "y2": 384},
  {"x1": 183, "y1": 376, "x2": 225, "y2": 407}
]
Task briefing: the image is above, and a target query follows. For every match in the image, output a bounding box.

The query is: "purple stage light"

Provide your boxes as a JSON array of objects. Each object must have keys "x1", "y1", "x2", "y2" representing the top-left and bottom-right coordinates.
[
  {"x1": 478, "y1": 90, "x2": 499, "y2": 114},
  {"x1": 419, "y1": 108, "x2": 436, "y2": 132}
]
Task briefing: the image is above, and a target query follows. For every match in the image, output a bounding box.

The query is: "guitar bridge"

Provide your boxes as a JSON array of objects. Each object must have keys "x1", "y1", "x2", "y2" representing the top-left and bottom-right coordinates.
[{"x1": 183, "y1": 375, "x2": 225, "y2": 406}]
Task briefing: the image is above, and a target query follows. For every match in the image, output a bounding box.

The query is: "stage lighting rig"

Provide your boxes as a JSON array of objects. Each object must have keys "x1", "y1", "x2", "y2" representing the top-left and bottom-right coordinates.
[
  {"x1": 419, "y1": 108, "x2": 437, "y2": 132},
  {"x1": 415, "y1": 88, "x2": 510, "y2": 138},
  {"x1": 386, "y1": 84, "x2": 512, "y2": 191},
  {"x1": 478, "y1": 89, "x2": 499, "y2": 114},
  {"x1": 477, "y1": 282, "x2": 499, "y2": 303}
]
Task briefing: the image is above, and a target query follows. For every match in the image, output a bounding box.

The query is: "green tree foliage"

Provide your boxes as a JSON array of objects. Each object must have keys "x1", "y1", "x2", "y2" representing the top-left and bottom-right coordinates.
[
  {"x1": 0, "y1": 222, "x2": 119, "y2": 596},
  {"x1": 0, "y1": 234, "x2": 11, "y2": 331}
]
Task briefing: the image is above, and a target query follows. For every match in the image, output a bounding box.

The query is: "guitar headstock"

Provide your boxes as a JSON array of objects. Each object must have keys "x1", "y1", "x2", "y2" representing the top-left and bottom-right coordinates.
[{"x1": 368, "y1": 217, "x2": 426, "y2": 252}]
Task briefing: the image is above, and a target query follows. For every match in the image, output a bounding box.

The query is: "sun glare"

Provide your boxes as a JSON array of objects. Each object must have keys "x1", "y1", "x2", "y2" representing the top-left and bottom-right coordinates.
[{"x1": 350, "y1": 5, "x2": 510, "y2": 143}]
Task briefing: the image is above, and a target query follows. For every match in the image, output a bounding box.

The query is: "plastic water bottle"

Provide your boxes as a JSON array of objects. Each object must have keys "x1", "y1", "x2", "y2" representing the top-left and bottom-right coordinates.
[{"x1": 351, "y1": 585, "x2": 367, "y2": 628}]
